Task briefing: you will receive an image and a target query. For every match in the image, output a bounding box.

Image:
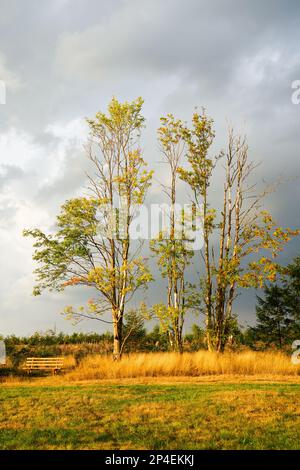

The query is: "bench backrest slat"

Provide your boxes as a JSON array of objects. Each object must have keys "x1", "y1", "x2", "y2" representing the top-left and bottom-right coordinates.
[{"x1": 23, "y1": 357, "x2": 64, "y2": 371}]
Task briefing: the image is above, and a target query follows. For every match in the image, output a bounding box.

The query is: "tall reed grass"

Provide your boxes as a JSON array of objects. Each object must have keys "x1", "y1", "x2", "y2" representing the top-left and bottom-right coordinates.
[{"x1": 65, "y1": 351, "x2": 300, "y2": 380}]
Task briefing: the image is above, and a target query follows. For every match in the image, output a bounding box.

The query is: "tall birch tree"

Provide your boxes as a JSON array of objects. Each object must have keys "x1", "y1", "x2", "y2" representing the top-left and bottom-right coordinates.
[
  {"x1": 151, "y1": 115, "x2": 193, "y2": 352},
  {"x1": 24, "y1": 97, "x2": 153, "y2": 359},
  {"x1": 178, "y1": 111, "x2": 299, "y2": 351}
]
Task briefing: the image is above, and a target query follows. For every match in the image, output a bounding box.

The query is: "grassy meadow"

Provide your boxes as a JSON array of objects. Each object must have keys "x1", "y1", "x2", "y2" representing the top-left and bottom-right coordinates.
[
  {"x1": 0, "y1": 350, "x2": 300, "y2": 450},
  {"x1": 0, "y1": 381, "x2": 300, "y2": 450}
]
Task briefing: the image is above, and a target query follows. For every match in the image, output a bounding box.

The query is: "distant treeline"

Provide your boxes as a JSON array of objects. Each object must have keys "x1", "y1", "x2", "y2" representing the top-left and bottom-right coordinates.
[
  {"x1": 2, "y1": 319, "x2": 297, "y2": 362},
  {"x1": 2, "y1": 325, "x2": 205, "y2": 367},
  {"x1": 4, "y1": 331, "x2": 113, "y2": 346}
]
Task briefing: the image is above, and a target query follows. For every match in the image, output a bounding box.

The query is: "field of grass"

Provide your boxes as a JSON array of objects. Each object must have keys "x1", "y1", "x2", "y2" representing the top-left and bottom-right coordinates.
[
  {"x1": 0, "y1": 381, "x2": 300, "y2": 450},
  {"x1": 1, "y1": 351, "x2": 299, "y2": 450}
]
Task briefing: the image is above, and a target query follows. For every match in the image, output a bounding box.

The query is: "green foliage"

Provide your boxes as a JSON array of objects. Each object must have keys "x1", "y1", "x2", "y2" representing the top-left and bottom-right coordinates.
[
  {"x1": 177, "y1": 109, "x2": 216, "y2": 198},
  {"x1": 284, "y1": 256, "x2": 300, "y2": 321},
  {"x1": 250, "y1": 285, "x2": 295, "y2": 349},
  {"x1": 184, "y1": 324, "x2": 206, "y2": 351},
  {"x1": 122, "y1": 308, "x2": 147, "y2": 353},
  {"x1": 4, "y1": 331, "x2": 113, "y2": 347},
  {"x1": 23, "y1": 198, "x2": 100, "y2": 295},
  {"x1": 86, "y1": 96, "x2": 145, "y2": 140},
  {"x1": 250, "y1": 256, "x2": 300, "y2": 349}
]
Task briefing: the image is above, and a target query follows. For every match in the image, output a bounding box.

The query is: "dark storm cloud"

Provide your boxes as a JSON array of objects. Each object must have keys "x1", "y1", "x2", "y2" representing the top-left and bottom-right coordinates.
[{"x1": 0, "y1": 0, "x2": 299, "y2": 334}]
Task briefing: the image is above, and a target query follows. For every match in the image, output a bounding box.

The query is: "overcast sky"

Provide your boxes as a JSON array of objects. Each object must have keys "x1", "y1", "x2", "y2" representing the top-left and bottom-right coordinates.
[{"x1": 0, "y1": 0, "x2": 299, "y2": 336}]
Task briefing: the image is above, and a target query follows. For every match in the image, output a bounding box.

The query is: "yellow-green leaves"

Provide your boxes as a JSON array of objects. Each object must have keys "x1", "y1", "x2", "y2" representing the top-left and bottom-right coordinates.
[
  {"x1": 178, "y1": 109, "x2": 216, "y2": 196},
  {"x1": 87, "y1": 96, "x2": 145, "y2": 138}
]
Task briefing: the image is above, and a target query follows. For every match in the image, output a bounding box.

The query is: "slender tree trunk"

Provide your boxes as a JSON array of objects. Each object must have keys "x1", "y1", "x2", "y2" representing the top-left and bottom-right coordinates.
[
  {"x1": 205, "y1": 317, "x2": 213, "y2": 351},
  {"x1": 278, "y1": 320, "x2": 282, "y2": 349},
  {"x1": 113, "y1": 314, "x2": 123, "y2": 360},
  {"x1": 216, "y1": 323, "x2": 227, "y2": 352},
  {"x1": 202, "y1": 185, "x2": 214, "y2": 351}
]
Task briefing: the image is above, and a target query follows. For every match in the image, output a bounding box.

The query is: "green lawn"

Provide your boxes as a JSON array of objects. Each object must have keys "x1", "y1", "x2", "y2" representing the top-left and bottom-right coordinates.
[{"x1": 0, "y1": 382, "x2": 299, "y2": 449}]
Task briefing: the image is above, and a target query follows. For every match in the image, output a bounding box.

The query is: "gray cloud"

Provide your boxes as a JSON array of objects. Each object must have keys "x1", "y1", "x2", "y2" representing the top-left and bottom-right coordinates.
[
  {"x1": 0, "y1": 0, "x2": 299, "y2": 335},
  {"x1": 0, "y1": 164, "x2": 24, "y2": 188}
]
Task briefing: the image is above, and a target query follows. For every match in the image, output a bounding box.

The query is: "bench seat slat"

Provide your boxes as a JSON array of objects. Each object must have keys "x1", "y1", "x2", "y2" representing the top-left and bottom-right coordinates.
[
  {"x1": 26, "y1": 361, "x2": 62, "y2": 364},
  {"x1": 24, "y1": 362, "x2": 63, "y2": 365},
  {"x1": 26, "y1": 358, "x2": 63, "y2": 361}
]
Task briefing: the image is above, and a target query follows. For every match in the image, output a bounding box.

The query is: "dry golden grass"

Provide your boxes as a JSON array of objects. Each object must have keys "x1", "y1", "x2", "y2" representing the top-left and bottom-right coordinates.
[
  {"x1": 61, "y1": 354, "x2": 77, "y2": 368},
  {"x1": 65, "y1": 350, "x2": 300, "y2": 381}
]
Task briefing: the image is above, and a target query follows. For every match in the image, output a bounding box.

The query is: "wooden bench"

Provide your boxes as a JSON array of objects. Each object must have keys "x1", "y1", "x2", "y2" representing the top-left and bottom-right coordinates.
[{"x1": 23, "y1": 357, "x2": 64, "y2": 375}]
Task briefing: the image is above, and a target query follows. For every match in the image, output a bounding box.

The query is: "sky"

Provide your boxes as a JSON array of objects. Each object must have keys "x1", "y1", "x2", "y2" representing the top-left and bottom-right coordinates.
[{"x1": 0, "y1": 0, "x2": 299, "y2": 336}]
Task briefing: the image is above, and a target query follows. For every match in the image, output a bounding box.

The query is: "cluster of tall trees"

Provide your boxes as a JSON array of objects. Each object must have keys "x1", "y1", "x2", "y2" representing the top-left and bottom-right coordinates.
[{"x1": 24, "y1": 98, "x2": 299, "y2": 358}]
